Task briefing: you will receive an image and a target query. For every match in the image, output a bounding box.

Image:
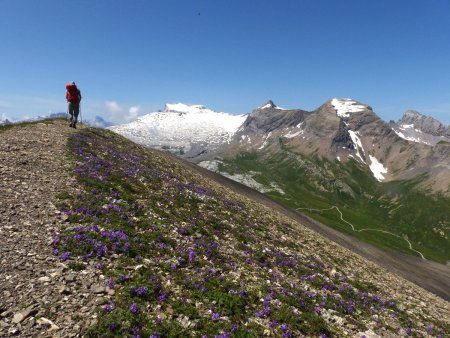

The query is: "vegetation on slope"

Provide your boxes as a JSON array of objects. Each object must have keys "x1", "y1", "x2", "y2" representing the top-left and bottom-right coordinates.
[
  {"x1": 53, "y1": 128, "x2": 448, "y2": 337},
  {"x1": 217, "y1": 151, "x2": 450, "y2": 264}
]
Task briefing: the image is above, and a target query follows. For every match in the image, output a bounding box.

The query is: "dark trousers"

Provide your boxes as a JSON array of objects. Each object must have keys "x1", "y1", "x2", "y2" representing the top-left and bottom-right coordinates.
[{"x1": 68, "y1": 102, "x2": 80, "y2": 124}]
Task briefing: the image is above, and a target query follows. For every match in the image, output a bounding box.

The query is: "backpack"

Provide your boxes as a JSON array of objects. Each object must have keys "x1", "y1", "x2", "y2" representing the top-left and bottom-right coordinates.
[{"x1": 66, "y1": 83, "x2": 81, "y2": 103}]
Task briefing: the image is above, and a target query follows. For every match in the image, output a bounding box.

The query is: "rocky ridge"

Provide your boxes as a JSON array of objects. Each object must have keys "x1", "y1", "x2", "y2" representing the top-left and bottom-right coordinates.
[{"x1": 0, "y1": 121, "x2": 115, "y2": 337}]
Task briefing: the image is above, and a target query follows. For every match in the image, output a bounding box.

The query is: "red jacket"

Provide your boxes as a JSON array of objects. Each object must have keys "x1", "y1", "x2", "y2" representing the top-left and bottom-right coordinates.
[{"x1": 66, "y1": 83, "x2": 81, "y2": 103}]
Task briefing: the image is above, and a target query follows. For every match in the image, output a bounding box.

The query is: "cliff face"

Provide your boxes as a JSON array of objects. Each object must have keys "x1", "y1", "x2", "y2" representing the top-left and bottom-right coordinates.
[{"x1": 0, "y1": 120, "x2": 449, "y2": 337}]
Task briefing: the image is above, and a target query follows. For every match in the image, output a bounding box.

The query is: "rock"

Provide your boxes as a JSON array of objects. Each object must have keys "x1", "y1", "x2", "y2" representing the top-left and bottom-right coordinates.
[
  {"x1": 58, "y1": 285, "x2": 71, "y2": 295},
  {"x1": 11, "y1": 305, "x2": 37, "y2": 324},
  {"x1": 65, "y1": 274, "x2": 76, "y2": 283},
  {"x1": 90, "y1": 284, "x2": 106, "y2": 294},
  {"x1": 38, "y1": 276, "x2": 51, "y2": 282},
  {"x1": 37, "y1": 317, "x2": 59, "y2": 332},
  {"x1": 0, "y1": 309, "x2": 12, "y2": 318},
  {"x1": 8, "y1": 326, "x2": 20, "y2": 335}
]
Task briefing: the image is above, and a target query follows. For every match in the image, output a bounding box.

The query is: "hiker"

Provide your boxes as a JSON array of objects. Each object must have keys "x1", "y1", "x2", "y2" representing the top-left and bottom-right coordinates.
[{"x1": 66, "y1": 82, "x2": 82, "y2": 128}]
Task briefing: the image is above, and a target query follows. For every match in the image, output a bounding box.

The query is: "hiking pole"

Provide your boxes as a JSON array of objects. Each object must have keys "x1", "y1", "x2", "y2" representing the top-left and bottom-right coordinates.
[{"x1": 79, "y1": 104, "x2": 83, "y2": 126}]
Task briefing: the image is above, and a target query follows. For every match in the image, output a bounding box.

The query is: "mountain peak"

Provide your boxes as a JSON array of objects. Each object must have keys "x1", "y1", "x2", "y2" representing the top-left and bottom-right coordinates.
[
  {"x1": 258, "y1": 100, "x2": 277, "y2": 110},
  {"x1": 330, "y1": 98, "x2": 369, "y2": 118},
  {"x1": 398, "y1": 109, "x2": 450, "y2": 138},
  {"x1": 164, "y1": 103, "x2": 209, "y2": 114}
]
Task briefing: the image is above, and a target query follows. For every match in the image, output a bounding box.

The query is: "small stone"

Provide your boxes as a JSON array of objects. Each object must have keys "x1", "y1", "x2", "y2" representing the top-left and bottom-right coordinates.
[
  {"x1": 90, "y1": 284, "x2": 106, "y2": 294},
  {"x1": 59, "y1": 285, "x2": 71, "y2": 295},
  {"x1": 11, "y1": 305, "x2": 38, "y2": 324},
  {"x1": 1, "y1": 309, "x2": 12, "y2": 318},
  {"x1": 0, "y1": 319, "x2": 10, "y2": 328},
  {"x1": 65, "y1": 274, "x2": 76, "y2": 283},
  {"x1": 38, "y1": 276, "x2": 51, "y2": 283},
  {"x1": 95, "y1": 297, "x2": 108, "y2": 306},
  {"x1": 12, "y1": 313, "x2": 24, "y2": 324},
  {"x1": 8, "y1": 326, "x2": 20, "y2": 335}
]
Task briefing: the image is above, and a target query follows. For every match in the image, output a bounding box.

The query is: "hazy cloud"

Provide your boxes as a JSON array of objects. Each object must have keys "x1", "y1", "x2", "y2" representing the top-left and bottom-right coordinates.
[{"x1": 103, "y1": 101, "x2": 142, "y2": 124}]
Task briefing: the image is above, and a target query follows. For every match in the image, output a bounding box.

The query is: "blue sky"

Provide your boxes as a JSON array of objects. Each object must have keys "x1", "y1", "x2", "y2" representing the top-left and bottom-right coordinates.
[{"x1": 1, "y1": 0, "x2": 449, "y2": 124}]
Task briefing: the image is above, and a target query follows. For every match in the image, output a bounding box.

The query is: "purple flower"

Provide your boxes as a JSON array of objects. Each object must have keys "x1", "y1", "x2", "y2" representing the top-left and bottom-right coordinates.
[
  {"x1": 132, "y1": 326, "x2": 140, "y2": 335},
  {"x1": 424, "y1": 325, "x2": 433, "y2": 335},
  {"x1": 230, "y1": 324, "x2": 237, "y2": 332},
  {"x1": 188, "y1": 249, "x2": 196, "y2": 263},
  {"x1": 282, "y1": 330, "x2": 293, "y2": 338},
  {"x1": 129, "y1": 303, "x2": 140, "y2": 314},
  {"x1": 314, "y1": 306, "x2": 322, "y2": 315},
  {"x1": 280, "y1": 323, "x2": 288, "y2": 332},
  {"x1": 134, "y1": 286, "x2": 148, "y2": 297},
  {"x1": 59, "y1": 252, "x2": 71, "y2": 261},
  {"x1": 159, "y1": 291, "x2": 167, "y2": 302},
  {"x1": 103, "y1": 304, "x2": 115, "y2": 312},
  {"x1": 104, "y1": 277, "x2": 115, "y2": 289},
  {"x1": 118, "y1": 274, "x2": 126, "y2": 282},
  {"x1": 212, "y1": 312, "x2": 220, "y2": 321},
  {"x1": 109, "y1": 323, "x2": 118, "y2": 332}
]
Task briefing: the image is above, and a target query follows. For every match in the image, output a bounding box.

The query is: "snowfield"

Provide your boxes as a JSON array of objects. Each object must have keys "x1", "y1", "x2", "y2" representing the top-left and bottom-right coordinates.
[{"x1": 109, "y1": 103, "x2": 246, "y2": 154}]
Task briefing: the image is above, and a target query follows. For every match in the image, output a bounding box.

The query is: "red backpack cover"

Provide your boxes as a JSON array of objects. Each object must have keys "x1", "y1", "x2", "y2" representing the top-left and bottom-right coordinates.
[{"x1": 66, "y1": 83, "x2": 81, "y2": 103}]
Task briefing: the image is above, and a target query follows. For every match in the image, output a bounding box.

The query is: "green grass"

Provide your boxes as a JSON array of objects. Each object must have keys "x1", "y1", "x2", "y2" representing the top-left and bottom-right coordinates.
[{"x1": 218, "y1": 150, "x2": 450, "y2": 263}]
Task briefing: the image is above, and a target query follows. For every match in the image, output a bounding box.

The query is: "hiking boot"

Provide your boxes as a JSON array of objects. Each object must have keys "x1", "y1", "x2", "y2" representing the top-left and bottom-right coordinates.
[
  {"x1": 72, "y1": 124, "x2": 77, "y2": 129},
  {"x1": 69, "y1": 122, "x2": 73, "y2": 128}
]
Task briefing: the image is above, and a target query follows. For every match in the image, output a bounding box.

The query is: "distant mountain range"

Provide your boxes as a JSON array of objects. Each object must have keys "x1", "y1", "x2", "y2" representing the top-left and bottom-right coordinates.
[
  {"x1": 109, "y1": 99, "x2": 450, "y2": 263},
  {"x1": 110, "y1": 99, "x2": 450, "y2": 195}
]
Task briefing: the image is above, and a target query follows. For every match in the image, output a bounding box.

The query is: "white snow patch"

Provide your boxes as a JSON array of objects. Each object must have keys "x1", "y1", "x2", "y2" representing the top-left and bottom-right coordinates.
[
  {"x1": 348, "y1": 130, "x2": 365, "y2": 162},
  {"x1": 392, "y1": 129, "x2": 433, "y2": 146},
  {"x1": 369, "y1": 155, "x2": 388, "y2": 182},
  {"x1": 198, "y1": 160, "x2": 222, "y2": 172},
  {"x1": 337, "y1": 156, "x2": 341, "y2": 162},
  {"x1": 258, "y1": 132, "x2": 272, "y2": 149},
  {"x1": 284, "y1": 130, "x2": 304, "y2": 138},
  {"x1": 331, "y1": 98, "x2": 366, "y2": 118},
  {"x1": 222, "y1": 172, "x2": 285, "y2": 195},
  {"x1": 296, "y1": 122, "x2": 304, "y2": 128}
]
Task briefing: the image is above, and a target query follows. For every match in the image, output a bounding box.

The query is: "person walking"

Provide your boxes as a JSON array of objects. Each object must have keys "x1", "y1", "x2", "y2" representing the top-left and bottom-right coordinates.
[{"x1": 66, "y1": 82, "x2": 82, "y2": 128}]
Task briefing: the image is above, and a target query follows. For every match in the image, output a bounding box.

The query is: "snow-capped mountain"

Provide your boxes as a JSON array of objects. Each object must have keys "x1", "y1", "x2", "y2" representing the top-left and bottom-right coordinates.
[
  {"x1": 210, "y1": 98, "x2": 450, "y2": 195},
  {"x1": 108, "y1": 98, "x2": 449, "y2": 195},
  {"x1": 390, "y1": 110, "x2": 450, "y2": 146},
  {"x1": 109, "y1": 103, "x2": 246, "y2": 159}
]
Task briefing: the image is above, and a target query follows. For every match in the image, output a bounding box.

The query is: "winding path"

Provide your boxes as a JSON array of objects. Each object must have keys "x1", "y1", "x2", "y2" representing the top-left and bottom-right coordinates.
[{"x1": 295, "y1": 205, "x2": 426, "y2": 260}]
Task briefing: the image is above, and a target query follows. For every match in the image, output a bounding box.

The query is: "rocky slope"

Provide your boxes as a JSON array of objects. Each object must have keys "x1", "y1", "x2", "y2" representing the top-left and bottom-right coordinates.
[
  {"x1": 0, "y1": 120, "x2": 449, "y2": 337},
  {"x1": 214, "y1": 98, "x2": 450, "y2": 195}
]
